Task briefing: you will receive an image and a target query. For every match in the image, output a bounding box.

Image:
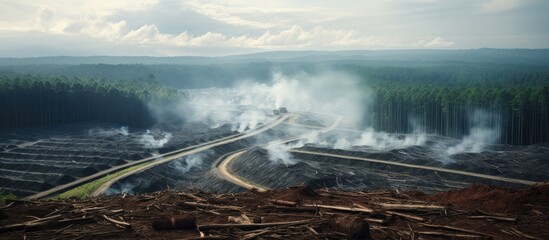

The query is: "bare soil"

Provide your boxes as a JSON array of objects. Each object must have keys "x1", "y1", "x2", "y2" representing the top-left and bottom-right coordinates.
[{"x1": 1, "y1": 184, "x2": 547, "y2": 239}]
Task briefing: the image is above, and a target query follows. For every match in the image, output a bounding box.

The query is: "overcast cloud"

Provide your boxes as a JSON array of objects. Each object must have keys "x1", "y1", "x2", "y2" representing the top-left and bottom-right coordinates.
[{"x1": 0, "y1": 0, "x2": 547, "y2": 57}]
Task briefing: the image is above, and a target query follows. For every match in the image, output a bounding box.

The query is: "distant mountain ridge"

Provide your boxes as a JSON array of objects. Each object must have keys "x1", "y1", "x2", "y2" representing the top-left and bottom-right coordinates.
[{"x1": 1, "y1": 49, "x2": 548, "y2": 66}]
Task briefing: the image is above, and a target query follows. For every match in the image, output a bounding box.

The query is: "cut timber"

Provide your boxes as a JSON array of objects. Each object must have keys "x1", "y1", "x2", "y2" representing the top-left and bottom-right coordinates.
[
  {"x1": 177, "y1": 193, "x2": 206, "y2": 202},
  {"x1": 260, "y1": 205, "x2": 318, "y2": 212},
  {"x1": 419, "y1": 223, "x2": 491, "y2": 237},
  {"x1": 198, "y1": 219, "x2": 321, "y2": 230},
  {"x1": 417, "y1": 231, "x2": 486, "y2": 238},
  {"x1": 380, "y1": 203, "x2": 445, "y2": 211},
  {"x1": 102, "y1": 215, "x2": 131, "y2": 227},
  {"x1": 508, "y1": 228, "x2": 540, "y2": 240},
  {"x1": 385, "y1": 211, "x2": 424, "y2": 221},
  {"x1": 241, "y1": 230, "x2": 270, "y2": 240},
  {"x1": 0, "y1": 217, "x2": 95, "y2": 233},
  {"x1": 268, "y1": 199, "x2": 298, "y2": 207},
  {"x1": 179, "y1": 201, "x2": 242, "y2": 211},
  {"x1": 467, "y1": 215, "x2": 517, "y2": 222},
  {"x1": 303, "y1": 203, "x2": 373, "y2": 213}
]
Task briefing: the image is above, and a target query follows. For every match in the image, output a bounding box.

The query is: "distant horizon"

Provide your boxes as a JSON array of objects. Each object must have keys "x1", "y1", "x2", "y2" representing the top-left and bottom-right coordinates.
[{"x1": 1, "y1": 48, "x2": 548, "y2": 59}]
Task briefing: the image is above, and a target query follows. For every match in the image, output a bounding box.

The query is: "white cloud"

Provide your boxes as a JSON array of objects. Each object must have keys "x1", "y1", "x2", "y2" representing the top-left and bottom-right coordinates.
[
  {"x1": 426, "y1": 37, "x2": 454, "y2": 47},
  {"x1": 35, "y1": 6, "x2": 55, "y2": 31},
  {"x1": 0, "y1": 0, "x2": 545, "y2": 56},
  {"x1": 481, "y1": 0, "x2": 522, "y2": 13},
  {"x1": 184, "y1": 0, "x2": 348, "y2": 29}
]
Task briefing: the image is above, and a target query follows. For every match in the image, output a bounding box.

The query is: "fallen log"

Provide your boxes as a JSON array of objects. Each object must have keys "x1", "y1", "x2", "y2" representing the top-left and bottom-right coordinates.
[
  {"x1": 467, "y1": 215, "x2": 516, "y2": 222},
  {"x1": 179, "y1": 201, "x2": 242, "y2": 211},
  {"x1": 508, "y1": 228, "x2": 539, "y2": 240},
  {"x1": 152, "y1": 215, "x2": 197, "y2": 230},
  {"x1": 303, "y1": 203, "x2": 373, "y2": 213},
  {"x1": 198, "y1": 219, "x2": 322, "y2": 230},
  {"x1": 184, "y1": 236, "x2": 231, "y2": 240},
  {"x1": 323, "y1": 212, "x2": 386, "y2": 224},
  {"x1": 268, "y1": 199, "x2": 298, "y2": 207},
  {"x1": 328, "y1": 215, "x2": 372, "y2": 240},
  {"x1": 306, "y1": 226, "x2": 319, "y2": 235},
  {"x1": 352, "y1": 203, "x2": 374, "y2": 212},
  {"x1": 417, "y1": 231, "x2": 486, "y2": 238},
  {"x1": 385, "y1": 211, "x2": 424, "y2": 221},
  {"x1": 102, "y1": 214, "x2": 131, "y2": 228},
  {"x1": 380, "y1": 203, "x2": 445, "y2": 211},
  {"x1": 78, "y1": 207, "x2": 107, "y2": 212},
  {"x1": 260, "y1": 205, "x2": 317, "y2": 212},
  {"x1": 26, "y1": 214, "x2": 62, "y2": 224},
  {"x1": 0, "y1": 202, "x2": 14, "y2": 209},
  {"x1": 0, "y1": 217, "x2": 95, "y2": 233},
  {"x1": 177, "y1": 193, "x2": 206, "y2": 202},
  {"x1": 241, "y1": 229, "x2": 271, "y2": 240},
  {"x1": 419, "y1": 223, "x2": 492, "y2": 238}
]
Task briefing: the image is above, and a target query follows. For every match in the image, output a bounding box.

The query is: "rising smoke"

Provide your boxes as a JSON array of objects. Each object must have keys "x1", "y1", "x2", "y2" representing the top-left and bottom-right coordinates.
[
  {"x1": 88, "y1": 126, "x2": 129, "y2": 136},
  {"x1": 170, "y1": 153, "x2": 205, "y2": 174},
  {"x1": 446, "y1": 109, "x2": 501, "y2": 156},
  {"x1": 139, "y1": 130, "x2": 173, "y2": 148},
  {"x1": 148, "y1": 71, "x2": 368, "y2": 133},
  {"x1": 293, "y1": 117, "x2": 427, "y2": 152}
]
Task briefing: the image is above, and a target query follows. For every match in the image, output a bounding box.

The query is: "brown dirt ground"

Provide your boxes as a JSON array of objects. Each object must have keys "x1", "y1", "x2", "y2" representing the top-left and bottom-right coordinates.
[{"x1": 0, "y1": 184, "x2": 547, "y2": 239}]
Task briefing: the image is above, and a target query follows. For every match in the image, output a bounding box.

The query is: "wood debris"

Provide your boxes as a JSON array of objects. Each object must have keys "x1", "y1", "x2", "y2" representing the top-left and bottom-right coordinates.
[{"x1": 0, "y1": 185, "x2": 547, "y2": 239}]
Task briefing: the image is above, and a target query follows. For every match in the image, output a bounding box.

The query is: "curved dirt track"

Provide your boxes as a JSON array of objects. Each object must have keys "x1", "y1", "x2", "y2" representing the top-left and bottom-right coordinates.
[
  {"x1": 216, "y1": 150, "x2": 269, "y2": 192},
  {"x1": 90, "y1": 114, "x2": 292, "y2": 197},
  {"x1": 214, "y1": 115, "x2": 343, "y2": 191}
]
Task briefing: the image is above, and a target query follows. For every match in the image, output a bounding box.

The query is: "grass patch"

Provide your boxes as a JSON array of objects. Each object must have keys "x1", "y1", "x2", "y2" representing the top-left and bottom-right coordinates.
[
  {"x1": 54, "y1": 161, "x2": 153, "y2": 200},
  {"x1": 0, "y1": 191, "x2": 16, "y2": 205}
]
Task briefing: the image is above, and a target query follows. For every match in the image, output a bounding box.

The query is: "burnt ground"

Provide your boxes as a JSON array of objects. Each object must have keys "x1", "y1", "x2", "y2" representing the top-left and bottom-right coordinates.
[
  {"x1": 107, "y1": 130, "x2": 549, "y2": 197},
  {"x1": 0, "y1": 122, "x2": 237, "y2": 197},
  {"x1": 105, "y1": 124, "x2": 304, "y2": 195},
  {"x1": 0, "y1": 184, "x2": 547, "y2": 239}
]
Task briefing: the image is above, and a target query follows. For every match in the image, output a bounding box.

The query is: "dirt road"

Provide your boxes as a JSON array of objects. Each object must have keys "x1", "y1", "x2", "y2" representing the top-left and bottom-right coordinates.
[
  {"x1": 90, "y1": 114, "x2": 292, "y2": 196},
  {"x1": 25, "y1": 114, "x2": 289, "y2": 199},
  {"x1": 214, "y1": 115, "x2": 343, "y2": 191}
]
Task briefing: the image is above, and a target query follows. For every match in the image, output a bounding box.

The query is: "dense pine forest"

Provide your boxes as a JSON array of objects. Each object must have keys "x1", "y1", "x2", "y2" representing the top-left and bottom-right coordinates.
[
  {"x1": 0, "y1": 54, "x2": 548, "y2": 145},
  {"x1": 351, "y1": 64, "x2": 549, "y2": 145},
  {"x1": 0, "y1": 75, "x2": 182, "y2": 130}
]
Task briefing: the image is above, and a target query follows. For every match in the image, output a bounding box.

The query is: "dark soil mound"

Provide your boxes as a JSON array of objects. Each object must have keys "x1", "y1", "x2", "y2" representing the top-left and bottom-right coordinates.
[{"x1": 427, "y1": 184, "x2": 549, "y2": 213}]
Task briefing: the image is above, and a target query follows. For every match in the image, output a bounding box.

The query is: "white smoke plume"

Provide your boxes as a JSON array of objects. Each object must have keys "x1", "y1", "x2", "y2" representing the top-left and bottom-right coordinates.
[
  {"x1": 303, "y1": 118, "x2": 427, "y2": 151},
  {"x1": 139, "y1": 130, "x2": 173, "y2": 148},
  {"x1": 351, "y1": 128, "x2": 427, "y2": 150},
  {"x1": 88, "y1": 126, "x2": 129, "y2": 136},
  {"x1": 149, "y1": 71, "x2": 368, "y2": 133},
  {"x1": 171, "y1": 154, "x2": 204, "y2": 173},
  {"x1": 265, "y1": 143, "x2": 298, "y2": 166},
  {"x1": 446, "y1": 109, "x2": 501, "y2": 155},
  {"x1": 265, "y1": 131, "x2": 321, "y2": 165}
]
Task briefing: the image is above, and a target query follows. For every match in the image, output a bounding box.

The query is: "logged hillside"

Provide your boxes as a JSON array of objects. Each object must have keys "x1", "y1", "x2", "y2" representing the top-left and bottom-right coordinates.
[{"x1": 0, "y1": 75, "x2": 183, "y2": 129}]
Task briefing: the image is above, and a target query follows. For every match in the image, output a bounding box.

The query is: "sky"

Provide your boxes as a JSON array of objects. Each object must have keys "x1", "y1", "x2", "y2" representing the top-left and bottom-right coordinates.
[{"x1": 0, "y1": 0, "x2": 547, "y2": 57}]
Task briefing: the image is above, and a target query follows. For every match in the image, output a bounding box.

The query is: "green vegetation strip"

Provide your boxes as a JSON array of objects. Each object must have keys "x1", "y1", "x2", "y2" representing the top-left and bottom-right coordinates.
[
  {"x1": 0, "y1": 191, "x2": 16, "y2": 204},
  {"x1": 54, "y1": 161, "x2": 154, "y2": 200}
]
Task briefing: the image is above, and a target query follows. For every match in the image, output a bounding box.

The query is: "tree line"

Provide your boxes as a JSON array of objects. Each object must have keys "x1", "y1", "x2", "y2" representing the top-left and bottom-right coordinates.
[
  {"x1": 0, "y1": 75, "x2": 182, "y2": 130},
  {"x1": 364, "y1": 81, "x2": 549, "y2": 145}
]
